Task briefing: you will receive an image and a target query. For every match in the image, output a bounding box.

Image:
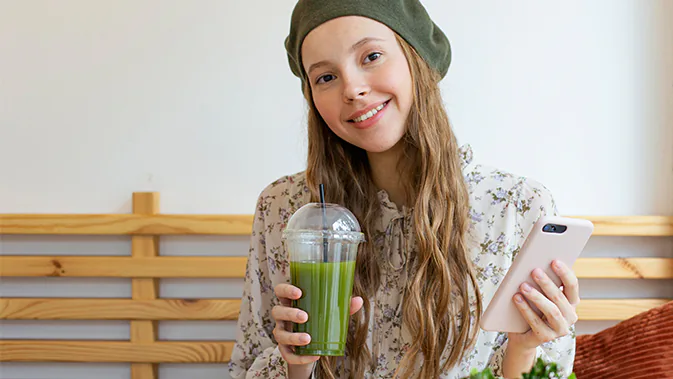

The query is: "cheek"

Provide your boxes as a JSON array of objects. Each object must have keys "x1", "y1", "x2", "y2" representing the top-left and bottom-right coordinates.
[
  {"x1": 378, "y1": 64, "x2": 413, "y2": 111},
  {"x1": 393, "y1": 69, "x2": 413, "y2": 109},
  {"x1": 313, "y1": 94, "x2": 341, "y2": 125}
]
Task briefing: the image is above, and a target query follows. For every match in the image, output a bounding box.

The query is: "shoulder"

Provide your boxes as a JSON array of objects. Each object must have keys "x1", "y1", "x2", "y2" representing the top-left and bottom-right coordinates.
[
  {"x1": 253, "y1": 170, "x2": 312, "y2": 230},
  {"x1": 460, "y1": 147, "x2": 560, "y2": 284},
  {"x1": 464, "y1": 161, "x2": 557, "y2": 221},
  {"x1": 460, "y1": 146, "x2": 559, "y2": 258}
]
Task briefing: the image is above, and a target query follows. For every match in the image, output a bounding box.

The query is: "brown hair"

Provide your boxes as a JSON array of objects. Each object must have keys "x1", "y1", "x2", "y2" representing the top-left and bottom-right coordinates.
[{"x1": 303, "y1": 33, "x2": 482, "y2": 378}]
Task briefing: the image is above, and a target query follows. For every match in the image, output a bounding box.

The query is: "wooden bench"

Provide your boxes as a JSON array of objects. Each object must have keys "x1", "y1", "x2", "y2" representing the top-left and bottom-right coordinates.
[{"x1": 1, "y1": 191, "x2": 672, "y2": 379}]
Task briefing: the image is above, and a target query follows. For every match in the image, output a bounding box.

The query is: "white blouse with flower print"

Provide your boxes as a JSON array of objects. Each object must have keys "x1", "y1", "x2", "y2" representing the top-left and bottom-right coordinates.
[{"x1": 228, "y1": 144, "x2": 575, "y2": 379}]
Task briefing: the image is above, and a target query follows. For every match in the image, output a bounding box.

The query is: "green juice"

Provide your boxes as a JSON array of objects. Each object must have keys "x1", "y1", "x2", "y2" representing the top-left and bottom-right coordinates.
[{"x1": 290, "y1": 260, "x2": 356, "y2": 356}]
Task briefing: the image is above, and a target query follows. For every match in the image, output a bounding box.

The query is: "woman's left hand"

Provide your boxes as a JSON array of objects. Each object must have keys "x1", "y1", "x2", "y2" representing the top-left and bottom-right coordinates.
[{"x1": 508, "y1": 260, "x2": 580, "y2": 351}]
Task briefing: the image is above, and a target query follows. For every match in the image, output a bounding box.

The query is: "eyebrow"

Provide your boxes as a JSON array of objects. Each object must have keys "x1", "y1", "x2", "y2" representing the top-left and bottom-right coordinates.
[{"x1": 306, "y1": 37, "x2": 386, "y2": 75}]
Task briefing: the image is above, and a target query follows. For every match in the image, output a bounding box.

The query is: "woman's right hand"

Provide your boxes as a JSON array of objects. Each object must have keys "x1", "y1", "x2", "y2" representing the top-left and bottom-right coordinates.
[{"x1": 272, "y1": 283, "x2": 363, "y2": 378}]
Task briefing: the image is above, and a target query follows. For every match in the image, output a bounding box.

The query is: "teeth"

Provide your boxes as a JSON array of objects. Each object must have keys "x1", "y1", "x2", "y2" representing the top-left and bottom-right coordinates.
[{"x1": 353, "y1": 102, "x2": 387, "y2": 123}]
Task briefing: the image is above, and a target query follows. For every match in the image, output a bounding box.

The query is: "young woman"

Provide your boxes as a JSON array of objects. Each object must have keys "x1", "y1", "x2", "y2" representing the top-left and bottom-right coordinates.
[{"x1": 229, "y1": 1, "x2": 579, "y2": 378}]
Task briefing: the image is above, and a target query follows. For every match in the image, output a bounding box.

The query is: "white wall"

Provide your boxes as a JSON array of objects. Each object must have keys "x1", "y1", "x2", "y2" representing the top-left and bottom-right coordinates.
[{"x1": 1, "y1": 1, "x2": 671, "y2": 378}]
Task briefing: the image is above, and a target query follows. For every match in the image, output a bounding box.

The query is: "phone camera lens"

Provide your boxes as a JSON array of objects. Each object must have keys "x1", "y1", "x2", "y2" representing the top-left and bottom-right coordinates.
[
  {"x1": 543, "y1": 223, "x2": 567, "y2": 233},
  {"x1": 543, "y1": 224, "x2": 558, "y2": 233}
]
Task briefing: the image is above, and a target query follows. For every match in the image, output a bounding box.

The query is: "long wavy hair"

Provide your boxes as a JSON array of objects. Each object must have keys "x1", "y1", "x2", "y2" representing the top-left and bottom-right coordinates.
[{"x1": 303, "y1": 33, "x2": 483, "y2": 378}]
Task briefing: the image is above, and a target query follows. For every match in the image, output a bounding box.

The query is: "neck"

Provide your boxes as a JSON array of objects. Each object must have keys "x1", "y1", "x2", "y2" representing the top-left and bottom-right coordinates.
[{"x1": 367, "y1": 142, "x2": 407, "y2": 209}]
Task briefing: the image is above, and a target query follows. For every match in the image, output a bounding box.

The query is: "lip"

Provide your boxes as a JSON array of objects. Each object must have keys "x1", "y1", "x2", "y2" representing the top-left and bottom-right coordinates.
[
  {"x1": 346, "y1": 100, "x2": 390, "y2": 121},
  {"x1": 349, "y1": 100, "x2": 389, "y2": 130}
]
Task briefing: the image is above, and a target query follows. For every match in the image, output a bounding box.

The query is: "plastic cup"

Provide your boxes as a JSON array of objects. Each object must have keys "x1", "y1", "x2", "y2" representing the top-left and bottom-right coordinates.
[{"x1": 281, "y1": 202, "x2": 365, "y2": 356}]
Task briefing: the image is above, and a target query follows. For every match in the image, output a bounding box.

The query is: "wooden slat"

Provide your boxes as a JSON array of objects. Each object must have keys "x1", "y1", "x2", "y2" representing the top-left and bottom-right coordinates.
[
  {"x1": 0, "y1": 298, "x2": 241, "y2": 320},
  {"x1": 2, "y1": 214, "x2": 671, "y2": 236},
  {"x1": 1, "y1": 298, "x2": 667, "y2": 322},
  {"x1": 0, "y1": 256, "x2": 248, "y2": 278},
  {"x1": 131, "y1": 192, "x2": 160, "y2": 379},
  {"x1": 576, "y1": 299, "x2": 671, "y2": 320},
  {"x1": 0, "y1": 214, "x2": 254, "y2": 235},
  {"x1": 0, "y1": 304, "x2": 668, "y2": 364},
  {"x1": 3, "y1": 256, "x2": 673, "y2": 280},
  {"x1": 572, "y1": 215, "x2": 673, "y2": 236},
  {"x1": 0, "y1": 303, "x2": 668, "y2": 364},
  {"x1": 0, "y1": 341, "x2": 233, "y2": 363},
  {"x1": 573, "y1": 258, "x2": 673, "y2": 279}
]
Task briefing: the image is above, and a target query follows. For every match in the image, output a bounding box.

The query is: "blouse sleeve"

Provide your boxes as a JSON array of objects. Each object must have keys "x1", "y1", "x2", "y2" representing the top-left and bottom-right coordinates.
[
  {"x1": 487, "y1": 181, "x2": 576, "y2": 378},
  {"x1": 228, "y1": 193, "x2": 289, "y2": 378}
]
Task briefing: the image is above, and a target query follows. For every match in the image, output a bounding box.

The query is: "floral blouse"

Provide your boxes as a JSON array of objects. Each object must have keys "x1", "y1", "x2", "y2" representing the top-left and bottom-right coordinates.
[{"x1": 228, "y1": 144, "x2": 575, "y2": 378}]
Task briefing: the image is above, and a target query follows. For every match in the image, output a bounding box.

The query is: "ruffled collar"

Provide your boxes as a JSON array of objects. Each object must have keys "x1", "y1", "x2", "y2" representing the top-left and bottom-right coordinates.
[{"x1": 376, "y1": 143, "x2": 474, "y2": 216}]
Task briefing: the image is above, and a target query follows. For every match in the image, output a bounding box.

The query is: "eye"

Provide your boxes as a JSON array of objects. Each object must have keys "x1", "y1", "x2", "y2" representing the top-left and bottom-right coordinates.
[
  {"x1": 316, "y1": 74, "x2": 335, "y2": 84},
  {"x1": 364, "y1": 52, "x2": 382, "y2": 63}
]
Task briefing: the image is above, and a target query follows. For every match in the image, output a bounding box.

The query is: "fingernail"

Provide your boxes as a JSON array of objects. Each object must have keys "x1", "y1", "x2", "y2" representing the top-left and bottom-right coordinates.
[
  {"x1": 554, "y1": 260, "x2": 563, "y2": 271},
  {"x1": 522, "y1": 283, "x2": 532, "y2": 292},
  {"x1": 515, "y1": 294, "x2": 524, "y2": 303},
  {"x1": 300, "y1": 334, "x2": 310, "y2": 343},
  {"x1": 296, "y1": 311, "x2": 307, "y2": 321},
  {"x1": 533, "y1": 268, "x2": 544, "y2": 280},
  {"x1": 292, "y1": 290, "x2": 301, "y2": 298}
]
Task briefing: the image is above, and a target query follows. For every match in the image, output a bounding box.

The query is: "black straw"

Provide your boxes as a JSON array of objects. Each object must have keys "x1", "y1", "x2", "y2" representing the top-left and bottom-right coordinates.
[{"x1": 319, "y1": 184, "x2": 328, "y2": 263}]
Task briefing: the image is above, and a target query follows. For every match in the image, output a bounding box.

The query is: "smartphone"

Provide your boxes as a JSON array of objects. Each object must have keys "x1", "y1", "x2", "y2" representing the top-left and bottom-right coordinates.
[{"x1": 479, "y1": 215, "x2": 594, "y2": 334}]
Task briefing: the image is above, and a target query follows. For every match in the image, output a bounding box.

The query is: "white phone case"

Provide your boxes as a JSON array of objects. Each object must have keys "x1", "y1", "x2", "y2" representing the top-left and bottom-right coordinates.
[{"x1": 479, "y1": 216, "x2": 594, "y2": 333}]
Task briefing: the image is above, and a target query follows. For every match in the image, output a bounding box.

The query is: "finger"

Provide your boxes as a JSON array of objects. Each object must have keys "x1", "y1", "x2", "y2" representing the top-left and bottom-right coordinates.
[
  {"x1": 350, "y1": 296, "x2": 363, "y2": 315},
  {"x1": 519, "y1": 282, "x2": 568, "y2": 335},
  {"x1": 531, "y1": 268, "x2": 576, "y2": 324},
  {"x1": 278, "y1": 344, "x2": 320, "y2": 365},
  {"x1": 275, "y1": 283, "x2": 303, "y2": 303},
  {"x1": 514, "y1": 292, "x2": 556, "y2": 342},
  {"x1": 275, "y1": 318, "x2": 289, "y2": 333},
  {"x1": 551, "y1": 260, "x2": 580, "y2": 307},
  {"x1": 272, "y1": 305, "x2": 309, "y2": 324},
  {"x1": 273, "y1": 325, "x2": 312, "y2": 347}
]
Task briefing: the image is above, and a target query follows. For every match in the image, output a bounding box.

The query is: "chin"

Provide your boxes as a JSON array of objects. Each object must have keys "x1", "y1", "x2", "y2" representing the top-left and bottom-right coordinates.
[
  {"x1": 360, "y1": 145, "x2": 396, "y2": 154},
  {"x1": 333, "y1": 124, "x2": 406, "y2": 155},
  {"x1": 353, "y1": 138, "x2": 403, "y2": 154}
]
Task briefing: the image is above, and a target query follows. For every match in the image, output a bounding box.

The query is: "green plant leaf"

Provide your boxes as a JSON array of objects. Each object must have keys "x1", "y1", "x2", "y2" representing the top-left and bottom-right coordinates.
[{"x1": 465, "y1": 357, "x2": 576, "y2": 379}]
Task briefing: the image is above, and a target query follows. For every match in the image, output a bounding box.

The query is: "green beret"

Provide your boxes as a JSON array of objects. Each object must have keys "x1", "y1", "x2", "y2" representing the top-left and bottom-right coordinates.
[{"x1": 284, "y1": 0, "x2": 452, "y2": 86}]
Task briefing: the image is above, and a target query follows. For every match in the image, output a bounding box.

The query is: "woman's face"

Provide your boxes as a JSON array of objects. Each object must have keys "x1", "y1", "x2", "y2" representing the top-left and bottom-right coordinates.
[{"x1": 301, "y1": 16, "x2": 413, "y2": 153}]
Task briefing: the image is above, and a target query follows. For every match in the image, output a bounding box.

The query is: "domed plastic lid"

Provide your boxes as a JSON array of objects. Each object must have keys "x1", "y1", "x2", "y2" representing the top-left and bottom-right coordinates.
[{"x1": 282, "y1": 203, "x2": 365, "y2": 244}]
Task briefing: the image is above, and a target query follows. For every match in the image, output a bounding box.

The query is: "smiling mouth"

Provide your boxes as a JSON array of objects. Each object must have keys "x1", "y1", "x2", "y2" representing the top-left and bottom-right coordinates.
[{"x1": 348, "y1": 101, "x2": 389, "y2": 123}]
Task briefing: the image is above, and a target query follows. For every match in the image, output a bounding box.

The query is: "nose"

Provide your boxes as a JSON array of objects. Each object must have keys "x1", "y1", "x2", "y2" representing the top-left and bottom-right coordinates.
[{"x1": 342, "y1": 72, "x2": 370, "y2": 103}]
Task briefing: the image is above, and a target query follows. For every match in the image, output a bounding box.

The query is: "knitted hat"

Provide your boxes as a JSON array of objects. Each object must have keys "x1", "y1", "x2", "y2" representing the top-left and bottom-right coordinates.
[{"x1": 284, "y1": 0, "x2": 451, "y2": 86}]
